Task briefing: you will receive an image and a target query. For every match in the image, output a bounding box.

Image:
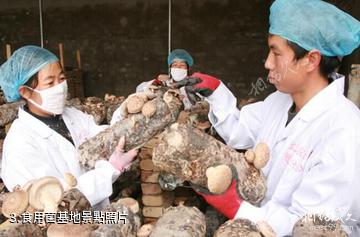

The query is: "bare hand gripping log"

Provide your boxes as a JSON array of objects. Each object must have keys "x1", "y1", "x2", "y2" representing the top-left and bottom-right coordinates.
[
  {"x1": 77, "y1": 90, "x2": 183, "y2": 171},
  {"x1": 152, "y1": 123, "x2": 267, "y2": 205}
]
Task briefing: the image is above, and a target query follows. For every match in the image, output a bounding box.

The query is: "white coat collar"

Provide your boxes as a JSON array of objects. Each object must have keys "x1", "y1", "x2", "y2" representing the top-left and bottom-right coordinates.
[
  {"x1": 18, "y1": 106, "x2": 55, "y2": 138},
  {"x1": 295, "y1": 73, "x2": 345, "y2": 122}
]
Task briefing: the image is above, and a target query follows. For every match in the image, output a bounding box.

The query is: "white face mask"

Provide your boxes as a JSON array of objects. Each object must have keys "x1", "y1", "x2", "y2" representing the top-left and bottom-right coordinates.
[
  {"x1": 27, "y1": 80, "x2": 68, "y2": 115},
  {"x1": 170, "y1": 68, "x2": 188, "y2": 82}
]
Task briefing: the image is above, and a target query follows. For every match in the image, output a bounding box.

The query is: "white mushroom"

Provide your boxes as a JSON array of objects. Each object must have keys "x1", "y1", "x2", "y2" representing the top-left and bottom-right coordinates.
[
  {"x1": 137, "y1": 223, "x2": 154, "y2": 237},
  {"x1": 63, "y1": 172, "x2": 77, "y2": 191},
  {"x1": 157, "y1": 74, "x2": 170, "y2": 82},
  {"x1": 127, "y1": 95, "x2": 145, "y2": 114},
  {"x1": 206, "y1": 165, "x2": 232, "y2": 194},
  {"x1": 21, "y1": 179, "x2": 35, "y2": 193},
  {"x1": 28, "y1": 176, "x2": 64, "y2": 213},
  {"x1": 1, "y1": 188, "x2": 28, "y2": 218},
  {"x1": 141, "y1": 100, "x2": 157, "y2": 118},
  {"x1": 116, "y1": 197, "x2": 140, "y2": 214},
  {"x1": 245, "y1": 149, "x2": 256, "y2": 163},
  {"x1": 253, "y1": 142, "x2": 270, "y2": 169},
  {"x1": 136, "y1": 92, "x2": 150, "y2": 102}
]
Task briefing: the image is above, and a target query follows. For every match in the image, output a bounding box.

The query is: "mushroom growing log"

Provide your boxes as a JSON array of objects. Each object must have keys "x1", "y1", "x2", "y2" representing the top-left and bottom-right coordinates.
[
  {"x1": 59, "y1": 188, "x2": 91, "y2": 213},
  {"x1": 0, "y1": 96, "x2": 124, "y2": 127},
  {"x1": 78, "y1": 90, "x2": 182, "y2": 171},
  {"x1": 90, "y1": 201, "x2": 141, "y2": 237},
  {"x1": 213, "y1": 219, "x2": 276, "y2": 237},
  {"x1": 152, "y1": 123, "x2": 267, "y2": 205},
  {"x1": 0, "y1": 223, "x2": 45, "y2": 237},
  {"x1": 0, "y1": 100, "x2": 25, "y2": 126},
  {"x1": 292, "y1": 214, "x2": 349, "y2": 237},
  {"x1": 150, "y1": 204, "x2": 206, "y2": 237},
  {"x1": 1, "y1": 188, "x2": 28, "y2": 218}
]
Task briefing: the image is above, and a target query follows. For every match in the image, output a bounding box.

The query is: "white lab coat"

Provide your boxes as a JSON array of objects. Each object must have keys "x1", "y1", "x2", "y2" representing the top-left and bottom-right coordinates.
[
  {"x1": 110, "y1": 79, "x2": 193, "y2": 125},
  {"x1": 1, "y1": 106, "x2": 120, "y2": 209},
  {"x1": 206, "y1": 74, "x2": 360, "y2": 236}
]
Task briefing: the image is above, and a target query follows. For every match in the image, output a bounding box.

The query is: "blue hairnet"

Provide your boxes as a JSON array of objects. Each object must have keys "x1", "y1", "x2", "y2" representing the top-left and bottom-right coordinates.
[
  {"x1": 0, "y1": 45, "x2": 58, "y2": 102},
  {"x1": 167, "y1": 49, "x2": 194, "y2": 67},
  {"x1": 269, "y1": 0, "x2": 360, "y2": 57}
]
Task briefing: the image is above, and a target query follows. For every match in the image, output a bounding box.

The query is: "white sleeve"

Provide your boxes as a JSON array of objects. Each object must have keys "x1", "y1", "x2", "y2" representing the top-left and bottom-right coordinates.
[
  {"x1": 2, "y1": 140, "x2": 120, "y2": 207},
  {"x1": 109, "y1": 107, "x2": 123, "y2": 126},
  {"x1": 206, "y1": 82, "x2": 264, "y2": 149},
  {"x1": 235, "y1": 128, "x2": 360, "y2": 236},
  {"x1": 76, "y1": 160, "x2": 120, "y2": 206},
  {"x1": 136, "y1": 80, "x2": 154, "y2": 93}
]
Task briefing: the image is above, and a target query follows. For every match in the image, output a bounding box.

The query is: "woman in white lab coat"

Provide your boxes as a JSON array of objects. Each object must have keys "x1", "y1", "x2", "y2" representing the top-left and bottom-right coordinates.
[
  {"x1": 174, "y1": 0, "x2": 360, "y2": 236},
  {"x1": 0, "y1": 45, "x2": 137, "y2": 209}
]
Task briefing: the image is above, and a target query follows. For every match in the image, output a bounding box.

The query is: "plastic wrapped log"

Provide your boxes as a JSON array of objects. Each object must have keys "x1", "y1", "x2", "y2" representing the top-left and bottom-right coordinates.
[
  {"x1": 292, "y1": 214, "x2": 348, "y2": 237},
  {"x1": 152, "y1": 123, "x2": 266, "y2": 205},
  {"x1": 150, "y1": 204, "x2": 206, "y2": 237},
  {"x1": 0, "y1": 100, "x2": 25, "y2": 126},
  {"x1": 90, "y1": 202, "x2": 141, "y2": 237},
  {"x1": 0, "y1": 223, "x2": 45, "y2": 237},
  {"x1": 59, "y1": 188, "x2": 91, "y2": 212},
  {"x1": 78, "y1": 91, "x2": 182, "y2": 171},
  {"x1": 213, "y1": 219, "x2": 262, "y2": 237}
]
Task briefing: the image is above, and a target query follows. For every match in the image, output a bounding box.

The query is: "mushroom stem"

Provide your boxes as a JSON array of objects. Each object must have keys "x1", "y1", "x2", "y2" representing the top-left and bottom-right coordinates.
[{"x1": 43, "y1": 192, "x2": 59, "y2": 213}]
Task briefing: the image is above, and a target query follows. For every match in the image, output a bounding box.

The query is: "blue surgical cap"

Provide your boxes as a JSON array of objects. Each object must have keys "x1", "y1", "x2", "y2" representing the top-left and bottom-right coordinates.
[
  {"x1": 167, "y1": 49, "x2": 194, "y2": 67},
  {"x1": 0, "y1": 45, "x2": 59, "y2": 102},
  {"x1": 269, "y1": 0, "x2": 360, "y2": 57}
]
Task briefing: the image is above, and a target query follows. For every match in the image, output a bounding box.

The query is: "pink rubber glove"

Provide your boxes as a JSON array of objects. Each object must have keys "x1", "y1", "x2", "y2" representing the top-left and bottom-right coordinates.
[{"x1": 109, "y1": 137, "x2": 138, "y2": 172}]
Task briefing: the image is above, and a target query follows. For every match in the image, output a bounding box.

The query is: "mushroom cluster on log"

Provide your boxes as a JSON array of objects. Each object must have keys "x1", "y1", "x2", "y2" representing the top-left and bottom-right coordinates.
[
  {"x1": 77, "y1": 89, "x2": 183, "y2": 171},
  {"x1": 153, "y1": 123, "x2": 267, "y2": 205}
]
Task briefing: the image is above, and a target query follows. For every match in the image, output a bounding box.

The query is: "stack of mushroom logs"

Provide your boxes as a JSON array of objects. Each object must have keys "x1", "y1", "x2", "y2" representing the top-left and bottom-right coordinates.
[
  {"x1": 0, "y1": 94, "x2": 125, "y2": 129},
  {"x1": 150, "y1": 122, "x2": 275, "y2": 236},
  {"x1": 0, "y1": 87, "x2": 181, "y2": 236},
  {"x1": 0, "y1": 85, "x2": 345, "y2": 237}
]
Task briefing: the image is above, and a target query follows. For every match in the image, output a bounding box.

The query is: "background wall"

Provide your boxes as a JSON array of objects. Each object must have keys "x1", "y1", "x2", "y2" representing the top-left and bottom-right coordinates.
[{"x1": 0, "y1": 0, "x2": 358, "y2": 100}]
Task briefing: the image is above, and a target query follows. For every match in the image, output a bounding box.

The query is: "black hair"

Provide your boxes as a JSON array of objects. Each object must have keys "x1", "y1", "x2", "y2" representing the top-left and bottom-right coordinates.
[
  {"x1": 287, "y1": 41, "x2": 341, "y2": 79},
  {"x1": 24, "y1": 73, "x2": 39, "y2": 89}
]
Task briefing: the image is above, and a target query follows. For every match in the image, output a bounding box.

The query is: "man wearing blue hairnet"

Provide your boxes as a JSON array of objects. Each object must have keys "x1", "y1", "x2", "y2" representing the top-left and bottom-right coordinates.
[
  {"x1": 0, "y1": 46, "x2": 138, "y2": 210},
  {"x1": 174, "y1": 0, "x2": 360, "y2": 236}
]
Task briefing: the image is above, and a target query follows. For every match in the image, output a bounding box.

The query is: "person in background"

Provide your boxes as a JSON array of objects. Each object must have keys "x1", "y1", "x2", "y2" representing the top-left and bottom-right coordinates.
[
  {"x1": 0, "y1": 45, "x2": 138, "y2": 210},
  {"x1": 111, "y1": 48, "x2": 196, "y2": 125},
  {"x1": 174, "y1": 0, "x2": 360, "y2": 236}
]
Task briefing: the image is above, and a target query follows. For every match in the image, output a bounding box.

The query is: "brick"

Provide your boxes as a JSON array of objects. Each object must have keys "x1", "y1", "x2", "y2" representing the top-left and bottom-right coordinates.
[
  {"x1": 143, "y1": 217, "x2": 158, "y2": 224},
  {"x1": 142, "y1": 206, "x2": 165, "y2": 218},
  {"x1": 142, "y1": 192, "x2": 174, "y2": 207},
  {"x1": 138, "y1": 147, "x2": 153, "y2": 160},
  {"x1": 141, "y1": 171, "x2": 159, "y2": 183},
  {"x1": 143, "y1": 138, "x2": 159, "y2": 149},
  {"x1": 142, "y1": 194, "x2": 173, "y2": 218},
  {"x1": 141, "y1": 183, "x2": 162, "y2": 195},
  {"x1": 140, "y1": 159, "x2": 155, "y2": 171}
]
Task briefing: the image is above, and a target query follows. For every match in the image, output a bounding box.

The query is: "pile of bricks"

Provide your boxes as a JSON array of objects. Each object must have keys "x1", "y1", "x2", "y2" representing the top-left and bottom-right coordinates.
[{"x1": 139, "y1": 136, "x2": 174, "y2": 224}]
